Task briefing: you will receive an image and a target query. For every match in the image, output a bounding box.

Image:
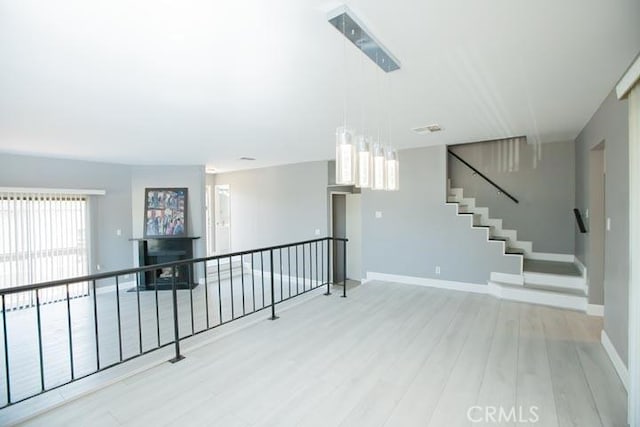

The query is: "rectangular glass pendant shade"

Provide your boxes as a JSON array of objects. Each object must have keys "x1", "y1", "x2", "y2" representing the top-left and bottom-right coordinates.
[
  {"x1": 371, "y1": 143, "x2": 386, "y2": 190},
  {"x1": 336, "y1": 127, "x2": 355, "y2": 185},
  {"x1": 336, "y1": 129, "x2": 399, "y2": 191},
  {"x1": 356, "y1": 135, "x2": 371, "y2": 188},
  {"x1": 385, "y1": 149, "x2": 399, "y2": 191}
]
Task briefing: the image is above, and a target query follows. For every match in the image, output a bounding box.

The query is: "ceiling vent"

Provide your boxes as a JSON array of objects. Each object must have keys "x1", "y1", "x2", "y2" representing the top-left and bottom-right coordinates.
[{"x1": 413, "y1": 124, "x2": 443, "y2": 134}]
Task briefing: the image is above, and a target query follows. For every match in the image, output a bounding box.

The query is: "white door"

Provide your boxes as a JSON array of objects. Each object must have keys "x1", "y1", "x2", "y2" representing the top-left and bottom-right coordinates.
[
  {"x1": 214, "y1": 185, "x2": 231, "y2": 254},
  {"x1": 345, "y1": 194, "x2": 362, "y2": 281}
]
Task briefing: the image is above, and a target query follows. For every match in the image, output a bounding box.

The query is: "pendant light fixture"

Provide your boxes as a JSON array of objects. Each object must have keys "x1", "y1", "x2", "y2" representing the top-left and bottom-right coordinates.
[
  {"x1": 385, "y1": 148, "x2": 399, "y2": 191},
  {"x1": 355, "y1": 135, "x2": 372, "y2": 188},
  {"x1": 329, "y1": 5, "x2": 401, "y2": 191},
  {"x1": 371, "y1": 143, "x2": 386, "y2": 190},
  {"x1": 336, "y1": 126, "x2": 356, "y2": 185}
]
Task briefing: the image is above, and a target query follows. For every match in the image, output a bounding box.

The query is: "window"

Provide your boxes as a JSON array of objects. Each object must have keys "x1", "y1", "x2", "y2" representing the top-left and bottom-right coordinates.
[{"x1": 0, "y1": 192, "x2": 90, "y2": 308}]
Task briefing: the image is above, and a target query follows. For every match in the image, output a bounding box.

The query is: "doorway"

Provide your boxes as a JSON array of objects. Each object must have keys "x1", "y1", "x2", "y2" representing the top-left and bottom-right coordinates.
[
  {"x1": 331, "y1": 192, "x2": 362, "y2": 283},
  {"x1": 214, "y1": 184, "x2": 231, "y2": 254},
  {"x1": 588, "y1": 142, "x2": 605, "y2": 308}
]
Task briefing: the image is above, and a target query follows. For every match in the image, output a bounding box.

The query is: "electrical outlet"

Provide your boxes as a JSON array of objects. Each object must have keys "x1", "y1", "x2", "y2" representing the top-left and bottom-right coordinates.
[
  {"x1": 435, "y1": 266, "x2": 441, "y2": 275},
  {"x1": 315, "y1": 229, "x2": 321, "y2": 236},
  {"x1": 117, "y1": 229, "x2": 122, "y2": 236},
  {"x1": 375, "y1": 211, "x2": 382, "y2": 219},
  {"x1": 96, "y1": 264, "x2": 101, "y2": 271}
]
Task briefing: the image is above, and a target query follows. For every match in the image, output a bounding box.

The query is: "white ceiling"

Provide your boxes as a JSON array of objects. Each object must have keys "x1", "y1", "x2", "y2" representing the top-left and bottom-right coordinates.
[{"x1": 0, "y1": 0, "x2": 639, "y2": 172}]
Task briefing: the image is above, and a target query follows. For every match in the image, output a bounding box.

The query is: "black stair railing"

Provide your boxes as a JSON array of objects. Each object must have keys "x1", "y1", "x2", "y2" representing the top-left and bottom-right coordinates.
[
  {"x1": 0, "y1": 236, "x2": 348, "y2": 409},
  {"x1": 447, "y1": 149, "x2": 519, "y2": 204}
]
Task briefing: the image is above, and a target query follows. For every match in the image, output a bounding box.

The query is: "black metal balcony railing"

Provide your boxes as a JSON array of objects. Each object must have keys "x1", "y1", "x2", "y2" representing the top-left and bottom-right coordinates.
[{"x1": 0, "y1": 237, "x2": 348, "y2": 409}]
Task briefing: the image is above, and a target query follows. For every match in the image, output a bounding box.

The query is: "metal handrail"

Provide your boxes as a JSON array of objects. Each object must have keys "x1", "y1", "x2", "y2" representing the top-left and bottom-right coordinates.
[
  {"x1": 0, "y1": 236, "x2": 348, "y2": 295},
  {"x1": 0, "y1": 236, "x2": 349, "y2": 409},
  {"x1": 447, "y1": 149, "x2": 519, "y2": 204}
]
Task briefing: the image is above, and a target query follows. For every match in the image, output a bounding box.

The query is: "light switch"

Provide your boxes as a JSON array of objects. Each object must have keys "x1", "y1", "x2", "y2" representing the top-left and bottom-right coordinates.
[
  {"x1": 117, "y1": 229, "x2": 122, "y2": 236},
  {"x1": 606, "y1": 218, "x2": 611, "y2": 231},
  {"x1": 314, "y1": 229, "x2": 321, "y2": 236},
  {"x1": 375, "y1": 211, "x2": 382, "y2": 219},
  {"x1": 585, "y1": 209, "x2": 589, "y2": 219}
]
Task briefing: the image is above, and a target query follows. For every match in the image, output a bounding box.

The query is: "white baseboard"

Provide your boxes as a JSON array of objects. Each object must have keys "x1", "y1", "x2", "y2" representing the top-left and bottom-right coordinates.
[
  {"x1": 365, "y1": 272, "x2": 487, "y2": 294},
  {"x1": 586, "y1": 304, "x2": 604, "y2": 317},
  {"x1": 95, "y1": 280, "x2": 136, "y2": 295},
  {"x1": 526, "y1": 252, "x2": 576, "y2": 263},
  {"x1": 367, "y1": 271, "x2": 590, "y2": 312},
  {"x1": 601, "y1": 330, "x2": 629, "y2": 391},
  {"x1": 249, "y1": 269, "x2": 323, "y2": 289},
  {"x1": 490, "y1": 271, "x2": 524, "y2": 285}
]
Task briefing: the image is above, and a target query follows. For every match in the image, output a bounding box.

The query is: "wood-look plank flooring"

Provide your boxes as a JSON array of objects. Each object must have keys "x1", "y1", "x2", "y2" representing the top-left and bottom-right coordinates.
[
  {"x1": 2, "y1": 281, "x2": 628, "y2": 427},
  {"x1": 0, "y1": 270, "x2": 321, "y2": 407}
]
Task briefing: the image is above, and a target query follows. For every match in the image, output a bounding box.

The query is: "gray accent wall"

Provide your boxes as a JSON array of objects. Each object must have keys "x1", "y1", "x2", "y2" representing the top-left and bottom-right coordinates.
[
  {"x1": 362, "y1": 145, "x2": 521, "y2": 283},
  {"x1": 213, "y1": 161, "x2": 328, "y2": 251},
  {"x1": 0, "y1": 153, "x2": 133, "y2": 273},
  {"x1": 131, "y1": 165, "x2": 207, "y2": 260},
  {"x1": 575, "y1": 89, "x2": 630, "y2": 365},
  {"x1": 449, "y1": 140, "x2": 575, "y2": 254}
]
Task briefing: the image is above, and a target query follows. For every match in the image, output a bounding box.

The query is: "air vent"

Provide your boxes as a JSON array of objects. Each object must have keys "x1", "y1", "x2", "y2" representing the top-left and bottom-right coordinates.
[
  {"x1": 239, "y1": 156, "x2": 256, "y2": 161},
  {"x1": 413, "y1": 124, "x2": 443, "y2": 134}
]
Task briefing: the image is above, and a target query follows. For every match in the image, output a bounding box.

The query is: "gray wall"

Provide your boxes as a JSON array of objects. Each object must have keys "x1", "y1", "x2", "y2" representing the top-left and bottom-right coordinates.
[
  {"x1": 362, "y1": 145, "x2": 521, "y2": 283},
  {"x1": 575, "y1": 89, "x2": 629, "y2": 365},
  {"x1": 213, "y1": 161, "x2": 328, "y2": 251},
  {"x1": 131, "y1": 165, "x2": 207, "y2": 261},
  {"x1": 0, "y1": 153, "x2": 133, "y2": 273},
  {"x1": 449, "y1": 140, "x2": 575, "y2": 254}
]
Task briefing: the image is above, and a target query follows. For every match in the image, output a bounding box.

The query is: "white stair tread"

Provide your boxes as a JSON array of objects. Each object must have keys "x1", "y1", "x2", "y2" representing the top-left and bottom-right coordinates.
[
  {"x1": 490, "y1": 280, "x2": 587, "y2": 311},
  {"x1": 523, "y1": 259, "x2": 581, "y2": 277}
]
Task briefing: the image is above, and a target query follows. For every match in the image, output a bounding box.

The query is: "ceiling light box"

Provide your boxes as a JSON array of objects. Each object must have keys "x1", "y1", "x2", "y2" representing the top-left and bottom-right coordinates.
[{"x1": 327, "y1": 5, "x2": 400, "y2": 73}]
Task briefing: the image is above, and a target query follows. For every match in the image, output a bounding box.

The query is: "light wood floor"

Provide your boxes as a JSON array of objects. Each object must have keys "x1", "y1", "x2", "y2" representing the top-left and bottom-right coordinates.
[
  {"x1": 6, "y1": 281, "x2": 629, "y2": 426},
  {"x1": 0, "y1": 270, "x2": 323, "y2": 407}
]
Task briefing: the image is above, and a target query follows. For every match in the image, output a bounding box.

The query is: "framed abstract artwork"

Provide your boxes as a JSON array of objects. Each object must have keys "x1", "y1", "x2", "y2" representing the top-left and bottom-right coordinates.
[{"x1": 143, "y1": 188, "x2": 188, "y2": 237}]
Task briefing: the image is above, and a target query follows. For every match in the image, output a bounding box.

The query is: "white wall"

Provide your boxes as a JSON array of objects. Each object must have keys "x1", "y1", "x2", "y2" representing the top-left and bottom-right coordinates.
[
  {"x1": 213, "y1": 161, "x2": 328, "y2": 251},
  {"x1": 362, "y1": 145, "x2": 521, "y2": 284},
  {"x1": 0, "y1": 153, "x2": 134, "y2": 273},
  {"x1": 449, "y1": 140, "x2": 576, "y2": 254},
  {"x1": 575, "y1": 89, "x2": 630, "y2": 365}
]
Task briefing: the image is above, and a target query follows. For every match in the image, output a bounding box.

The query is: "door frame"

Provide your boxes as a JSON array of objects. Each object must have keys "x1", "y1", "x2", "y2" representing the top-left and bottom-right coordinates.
[
  {"x1": 214, "y1": 184, "x2": 231, "y2": 254},
  {"x1": 329, "y1": 191, "x2": 363, "y2": 283},
  {"x1": 588, "y1": 142, "x2": 605, "y2": 309},
  {"x1": 329, "y1": 191, "x2": 350, "y2": 284}
]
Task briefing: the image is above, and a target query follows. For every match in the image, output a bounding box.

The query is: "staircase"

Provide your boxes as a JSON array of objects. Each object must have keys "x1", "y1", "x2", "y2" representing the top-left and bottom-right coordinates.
[{"x1": 447, "y1": 182, "x2": 589, "y2": 312}]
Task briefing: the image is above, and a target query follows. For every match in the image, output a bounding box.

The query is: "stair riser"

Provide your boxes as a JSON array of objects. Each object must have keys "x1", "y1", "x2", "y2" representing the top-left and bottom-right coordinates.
[
  {"x1": 488, "y1": 282, "x2": 587, "y2": 311},
  {"x1": 524, "y1": 272, "x2": 586, "y2": 290},
  {"x1": 461, "y1": 198, "x2": 476, "y2": 210},
  {"x1": 492, "y1": 229, "x2": 517, "y2": 243},
  {"x1": 509, "y1": 241, "x2": 532, "y2": 254},
  {"x1": 448, "y1": 188, "x2": 463, "y2": 200}
]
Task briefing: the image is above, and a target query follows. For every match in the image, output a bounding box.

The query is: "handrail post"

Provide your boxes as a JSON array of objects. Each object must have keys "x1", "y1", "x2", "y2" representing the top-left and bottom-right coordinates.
[
  {"x1": 169, "y1": 266, "x2": 185, "y2": 363},
  {"x1": 324, "y1": 238, "x2": 331, "y2": 296},
  {"x1": 2, "y1": 294, "x2": 11, "y2": 405},
  {"x1": 342, "y1": 239, "x2": 347, "y2": 298},
  {"x1": 269, "y1": 249, "x2": 279, "y2": 320}
]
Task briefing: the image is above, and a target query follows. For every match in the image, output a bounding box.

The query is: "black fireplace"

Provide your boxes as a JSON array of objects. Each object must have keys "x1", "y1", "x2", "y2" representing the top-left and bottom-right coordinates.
[{"x1": 131, "y1": 237, "x2": 200, "y2": 290}]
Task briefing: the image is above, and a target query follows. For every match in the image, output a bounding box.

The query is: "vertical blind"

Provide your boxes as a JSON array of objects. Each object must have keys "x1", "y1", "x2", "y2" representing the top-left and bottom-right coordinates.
[{"x1": 0, "y1": 192, "x2": 90, "y2": 309}]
